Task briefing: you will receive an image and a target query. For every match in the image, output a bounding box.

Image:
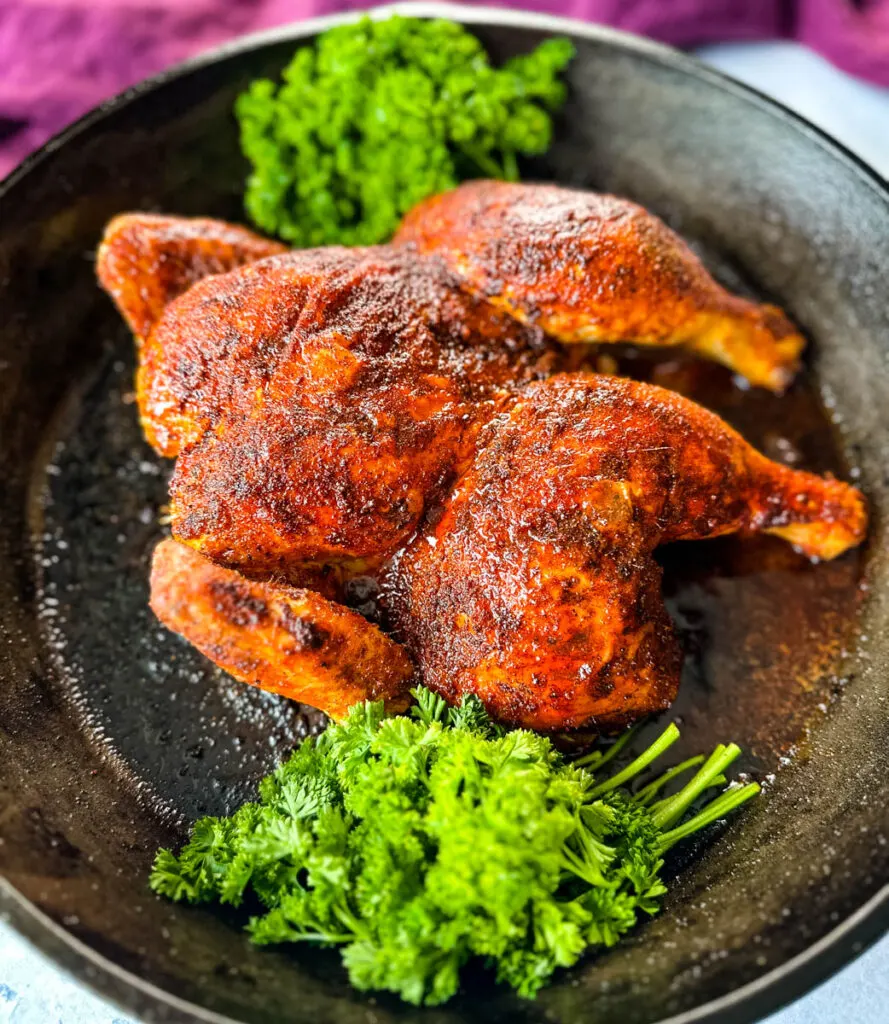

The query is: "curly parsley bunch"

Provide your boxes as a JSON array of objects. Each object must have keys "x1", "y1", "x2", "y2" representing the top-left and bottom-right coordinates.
[
  {"x1": 234, "y1": 16, "x2": 575, "y2": 246},
  {"x1": 152, "y1": 687, "x2": 758, "y2": 1005}
]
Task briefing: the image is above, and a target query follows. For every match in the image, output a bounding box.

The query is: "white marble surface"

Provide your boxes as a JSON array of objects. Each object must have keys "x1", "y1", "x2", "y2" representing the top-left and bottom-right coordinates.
[{"x1": 1, "y1": 37, "x2": 887, "y2": 1024}]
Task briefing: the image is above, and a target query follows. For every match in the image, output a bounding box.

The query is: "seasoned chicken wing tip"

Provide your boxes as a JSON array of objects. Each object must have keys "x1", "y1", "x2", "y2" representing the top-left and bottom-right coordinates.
[{"x1": 97, "y1": 213, "x2": 286, "y2": 342}]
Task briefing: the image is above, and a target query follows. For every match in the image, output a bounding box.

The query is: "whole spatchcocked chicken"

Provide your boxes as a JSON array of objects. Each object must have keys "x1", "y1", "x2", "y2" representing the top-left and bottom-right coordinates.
[{"x1": 97, "y1": 181, "x2": 867, "y2": 732}]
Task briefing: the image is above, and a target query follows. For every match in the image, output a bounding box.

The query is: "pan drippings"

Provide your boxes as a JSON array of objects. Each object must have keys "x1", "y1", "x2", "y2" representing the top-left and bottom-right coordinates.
[{"x1": 32, "y1": 334, "x2": 863, "y2": 820}]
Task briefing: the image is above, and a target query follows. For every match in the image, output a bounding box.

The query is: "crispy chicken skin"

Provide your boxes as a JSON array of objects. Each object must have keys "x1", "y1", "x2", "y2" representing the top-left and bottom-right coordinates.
[
  {"x1": 385, "y1": 375, "x2": 866, "y2": 731},
  {"x1": 97, "y1": 188, "x2": 867, "y2": 729},
  {"x1": 150, "y1": 538, "x2": 414, "y2": 719},
  {"x1": 396, "y1": 181, "x2": 804, "y2": 392}
]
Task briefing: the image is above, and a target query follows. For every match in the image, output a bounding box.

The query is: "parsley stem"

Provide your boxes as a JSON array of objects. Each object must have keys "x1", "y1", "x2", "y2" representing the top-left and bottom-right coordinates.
[
  {"x1": 650, "y1": 744, "x2": 741, "y2": 831},
  {"x1": 561, "y1": 828, "x2": 614, "y2": 886},
  {"x1": 458, "y1": 142, "x2": 509, "y2": 180},
  {"x1": 333, "y1": 902, "x2": 362, "y2": 937},
  {"x1": 503, "y1": 149, "x2": 520, "y2": 182},
  {"x1": 632, "y1": 756, "x2": 705, "y2": 806},
  {"x1": 656, "y1": 782, "x2": 761, "y2": 853},
  {"x1": 574, "y1": 723, "x2": 639, "y2": 769},
  {"x1": 586, "y1": 723, "x2": 680, "y2": 798},
  {"x1": 289, "y1": 931, "x2": 356, "y2": 943}
]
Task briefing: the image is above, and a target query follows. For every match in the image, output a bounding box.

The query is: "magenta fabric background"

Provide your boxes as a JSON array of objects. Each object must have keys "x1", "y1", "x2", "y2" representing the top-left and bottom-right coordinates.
[{"x1": 1, "y1": 0, "x2": 889, "y2": 179}]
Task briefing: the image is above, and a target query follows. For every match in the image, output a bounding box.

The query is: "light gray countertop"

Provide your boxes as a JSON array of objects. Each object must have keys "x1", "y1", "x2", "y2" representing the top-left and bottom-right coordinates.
[{"x1": 1, "y1": 37, "x2": 887, "y2": 1024}]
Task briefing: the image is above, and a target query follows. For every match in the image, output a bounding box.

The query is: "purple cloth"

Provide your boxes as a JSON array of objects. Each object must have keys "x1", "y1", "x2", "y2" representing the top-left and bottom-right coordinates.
[{"x1": 2, "y1": 0, "x2": 889, "y2": 179}]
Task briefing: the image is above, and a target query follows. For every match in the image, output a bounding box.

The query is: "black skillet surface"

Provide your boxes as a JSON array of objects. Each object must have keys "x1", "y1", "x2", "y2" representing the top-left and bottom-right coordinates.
[{"x1": 1, "y1": 4, "x2": 888, "y2": 1023}]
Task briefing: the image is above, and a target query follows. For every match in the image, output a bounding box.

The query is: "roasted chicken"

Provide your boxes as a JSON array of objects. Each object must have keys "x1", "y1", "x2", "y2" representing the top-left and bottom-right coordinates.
[{"x1": 97, "y1": 182, "x2": 867, "y2": 732}]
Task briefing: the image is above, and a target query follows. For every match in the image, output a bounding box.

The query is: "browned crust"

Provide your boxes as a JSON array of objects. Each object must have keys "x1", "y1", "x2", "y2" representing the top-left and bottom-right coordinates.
[
  {"x1": 96, "y1": 213, "x2": 286, "y2": 343},
  {"x1": 151, "y1": 246, "x2": 561, "y2": 572}
]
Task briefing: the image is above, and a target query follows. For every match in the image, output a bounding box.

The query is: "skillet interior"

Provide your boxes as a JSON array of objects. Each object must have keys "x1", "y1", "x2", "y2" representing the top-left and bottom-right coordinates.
[{"x1": 0, "y1": 7, "x2": 887, "y2": 1024}]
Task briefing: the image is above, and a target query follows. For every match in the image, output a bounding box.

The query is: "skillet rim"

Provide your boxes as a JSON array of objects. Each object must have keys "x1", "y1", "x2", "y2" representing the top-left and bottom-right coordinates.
[{"x1": 1, "y1": 4, "x2": 887, "y2": 1023}]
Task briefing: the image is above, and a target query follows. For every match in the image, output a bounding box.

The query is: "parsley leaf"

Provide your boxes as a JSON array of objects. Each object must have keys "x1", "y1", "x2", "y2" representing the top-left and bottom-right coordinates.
[
  {"x1": 151, "y1": 688, "x2": 758, "y2": 1005},
  {"x1": 234, "y1": 16, "x2": 574, "y2": 246}
]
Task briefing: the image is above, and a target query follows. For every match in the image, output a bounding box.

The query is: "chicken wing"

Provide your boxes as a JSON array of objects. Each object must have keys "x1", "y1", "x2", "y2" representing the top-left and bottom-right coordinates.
[
  {"x1": 385, "y1": 374, "x2": 867, "y2": 731},
  {"x1": 97, "y1": 213, "x2": 285, "y2": 343},
  {"x1": 150, "y1": 538, "x2": 414, "y2": 720},
  {"x1": 395, "y1": 180, "x2": 804, "y2": 391}
]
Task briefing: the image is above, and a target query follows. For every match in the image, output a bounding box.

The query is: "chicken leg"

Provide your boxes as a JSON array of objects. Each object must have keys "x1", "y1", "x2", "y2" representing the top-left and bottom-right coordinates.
[
  {"x1": 385, "y1": 374, "x2": 867, "y2": 731},
  {"x1": 395, "y1": 180, "x2": 805, "y2": 391}
]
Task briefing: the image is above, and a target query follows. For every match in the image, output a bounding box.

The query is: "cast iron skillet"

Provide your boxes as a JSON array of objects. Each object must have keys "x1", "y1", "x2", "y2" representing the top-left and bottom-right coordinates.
[{"x1": 1, "y1": 4, "x2": 887, "y2": 1023}]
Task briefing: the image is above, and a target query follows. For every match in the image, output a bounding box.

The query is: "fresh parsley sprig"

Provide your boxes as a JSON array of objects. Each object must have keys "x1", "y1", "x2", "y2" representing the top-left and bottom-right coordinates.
[
  {"x1": 151, "y1": 687, "x2": 758, "y2": 1005},
  {"x1": 235, "y1": 16, "x2": 574, "y2": 247}
]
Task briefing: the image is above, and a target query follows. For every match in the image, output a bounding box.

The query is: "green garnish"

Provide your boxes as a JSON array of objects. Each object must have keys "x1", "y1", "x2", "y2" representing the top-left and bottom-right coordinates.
[
  {"x1": 151, "y1": 687, "x2": 758, "y2": 1005},
  {"x1": 234, "y1": 15, "x2": 574, "y2": 247}
]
